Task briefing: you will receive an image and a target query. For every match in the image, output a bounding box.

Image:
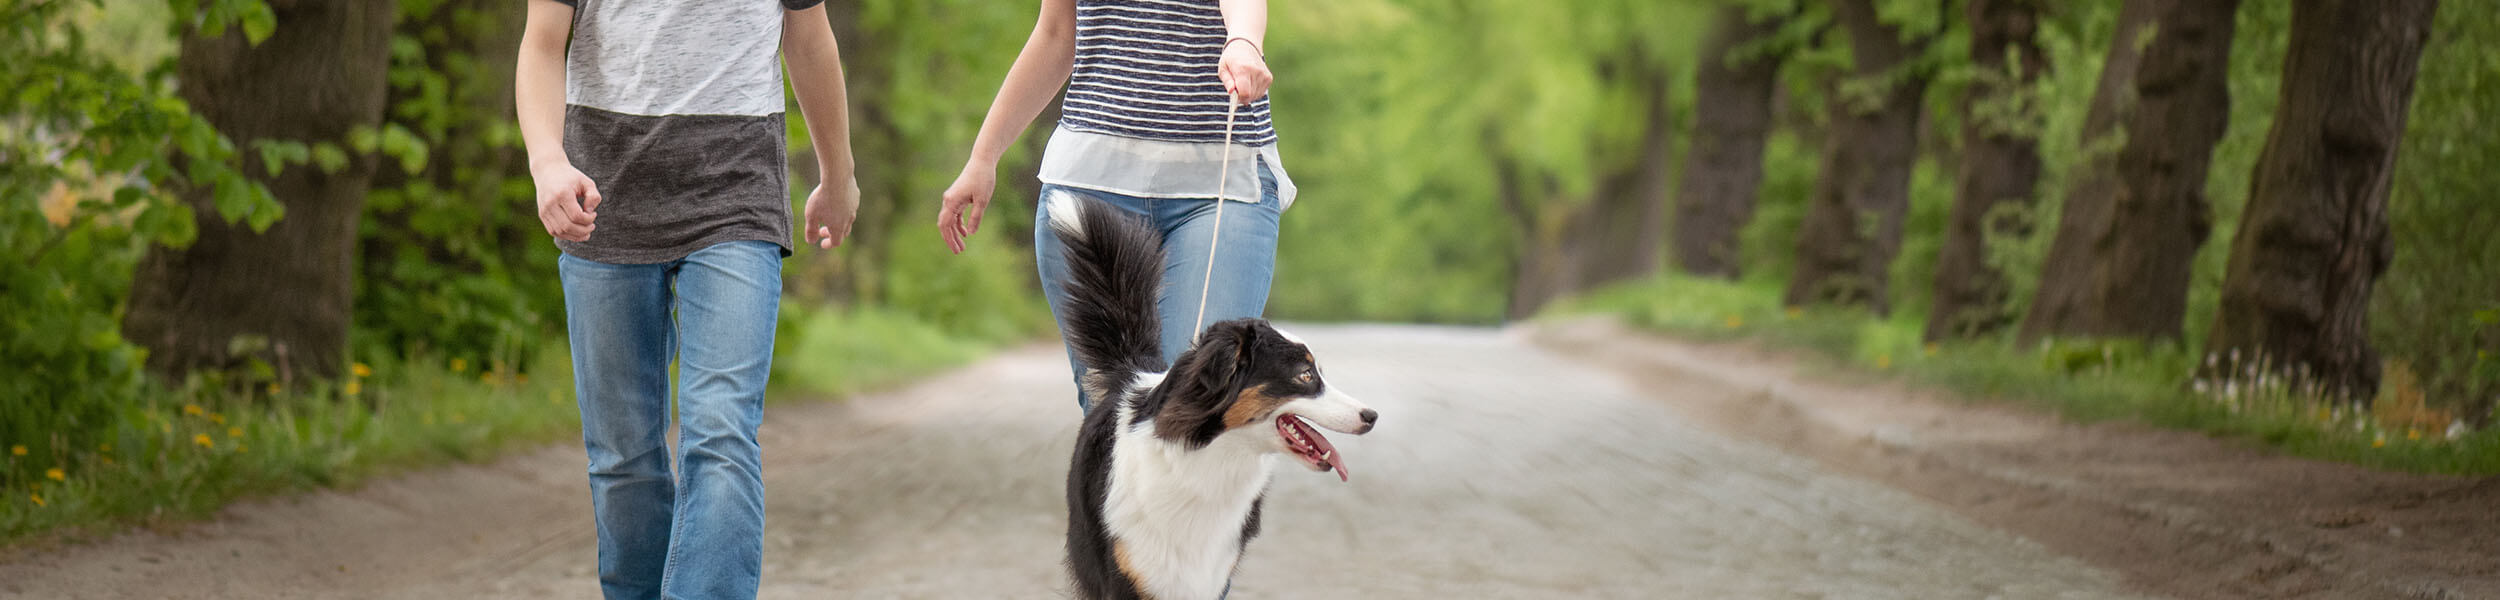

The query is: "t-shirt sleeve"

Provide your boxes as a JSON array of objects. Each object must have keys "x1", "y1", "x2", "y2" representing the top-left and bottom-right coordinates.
[{"x1": 783, "y1": 0, "x2": 824, "y2": 10}]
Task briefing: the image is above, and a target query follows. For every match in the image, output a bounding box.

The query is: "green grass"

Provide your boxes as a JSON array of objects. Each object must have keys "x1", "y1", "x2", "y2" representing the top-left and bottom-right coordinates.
[
  {"x1": 0, "y1": 304, "x2": 1021, "y2": 550},
  {"x1": 1550, "y1": 275, "x2": 2500, "y2": 476}
]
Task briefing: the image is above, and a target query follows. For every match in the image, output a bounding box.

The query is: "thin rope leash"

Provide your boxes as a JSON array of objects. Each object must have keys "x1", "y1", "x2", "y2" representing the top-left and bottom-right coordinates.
[{"x1": 1189, "y1": 99, "x2": 1240, "y2": 344}]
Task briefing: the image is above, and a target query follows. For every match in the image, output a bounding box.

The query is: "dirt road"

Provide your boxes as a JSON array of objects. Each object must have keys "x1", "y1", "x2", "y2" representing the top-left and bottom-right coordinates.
[{"x1": 5, "y1": 324, "x2": 2162, "y2": 599}]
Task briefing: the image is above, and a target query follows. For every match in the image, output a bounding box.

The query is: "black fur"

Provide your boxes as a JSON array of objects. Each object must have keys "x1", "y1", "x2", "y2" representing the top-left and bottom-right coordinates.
[
  {"x1": 1049, "y1": 198, "x2": 1169, "y2": 400},
  {"x1": 1056, "y1": 198, "x2": 1166, "y2": 600}
]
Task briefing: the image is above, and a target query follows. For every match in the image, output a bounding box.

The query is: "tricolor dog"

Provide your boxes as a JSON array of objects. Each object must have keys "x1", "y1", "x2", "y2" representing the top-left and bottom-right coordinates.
[{"x1": 1047, "y1": 195, "x2": 1377, "y2": 600}]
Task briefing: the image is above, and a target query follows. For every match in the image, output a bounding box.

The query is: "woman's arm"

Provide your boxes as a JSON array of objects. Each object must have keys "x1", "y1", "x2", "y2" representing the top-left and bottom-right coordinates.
[
  {"x1": 938, "y1": 0, "x2": 1078, "y2": 254},
  {"x1": 784, "y1": 4, "x2": 859, "y2": 250},
  {"x1": 1217, "y1": 0, "x2": 1270, "y2": 105},
  {"x1": 517, "y1": 0, "x2": 601, "y2": 243}
]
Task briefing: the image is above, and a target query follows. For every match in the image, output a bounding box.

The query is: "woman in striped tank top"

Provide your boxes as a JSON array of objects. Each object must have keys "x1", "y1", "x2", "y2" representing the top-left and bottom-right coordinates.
[{"x1": 940, "y1": 0, "x2": 1293, "y2": 411}]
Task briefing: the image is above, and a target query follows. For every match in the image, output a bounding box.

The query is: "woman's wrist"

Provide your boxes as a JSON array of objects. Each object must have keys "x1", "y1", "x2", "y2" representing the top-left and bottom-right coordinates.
[{"x1": 1224, "y1": 36, "x2": 1262, "y2": 58}]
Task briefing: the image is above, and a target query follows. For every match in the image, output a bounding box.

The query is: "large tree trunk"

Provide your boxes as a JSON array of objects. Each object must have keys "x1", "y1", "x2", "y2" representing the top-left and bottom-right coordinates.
[
  {"x1": 1925, "y1": 0, "x2": 2048, "y2": 341},
  {"x1": 1505, "y1": 61, "x2": 1676, "y2": 319},
  {"x1": 1672, "y1": 5, "x2": 1786, "y2": 279},
  {"x1": 2019, "y1": 0, "x2": 2161, "y2": 345},
  {"x1": 125, "y1": 0, "x2": 398, "y2": 381},
  {"x1": 1783, "y1": 0, "x2": 1929, "y2": 314},
  {"x1": 2078, "y1": 0, "x2": 2240, "y2": 341},
  {"x1": 2202, "y1": 0, "x2": 2436, "y2": 402}
]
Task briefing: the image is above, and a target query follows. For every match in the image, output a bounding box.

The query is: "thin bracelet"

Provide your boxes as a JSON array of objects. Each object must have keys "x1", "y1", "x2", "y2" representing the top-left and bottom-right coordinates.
[{"x1": 1225, "y1": 36, "x2": 1263, "y2": 58}]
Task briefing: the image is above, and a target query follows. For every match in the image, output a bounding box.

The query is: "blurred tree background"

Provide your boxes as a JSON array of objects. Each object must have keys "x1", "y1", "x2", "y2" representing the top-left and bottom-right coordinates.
[{"x1": 4, "y1": 0, "x2": 2496, "y2": 533}]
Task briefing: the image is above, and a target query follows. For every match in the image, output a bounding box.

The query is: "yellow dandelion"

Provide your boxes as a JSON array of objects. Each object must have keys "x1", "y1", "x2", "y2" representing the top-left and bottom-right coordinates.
[
  {"x1": 29, "y1": 493, "x2": 43, "y2": 508},
  {"x1": 182, "y1": 404, "x2": 204, "y2": 416},
  {"x1": 100, "y1": 457, "x2": 114, "y2": 466},
  {"x1": 344, "y1": 380, "x2": 362, "y2": 396},
  {"x1": 1876, "y1": 354, "x2": 1893, "y2": 369},
  {"x1": 517, "y1": 374, "x2": 530, "y2": 384},
  {"x1": 193, "y1": 434, "x2": 214, "y2": 449},
  {"x1": 2407, "y1": 429, "x2": 2422, "y2": 441},
  {"x1": 209, "y1": 413, "x2": 226, "y2": 425},
  {"x1": 1723, "y1": 314, "x2": 1744, "y2": 329},
  {"x1": 160, "y1": 422, "x2": 172, "y2": 434},
  {"x1": 1923, "y1": 344, "x2": 1940, "y2": 357},
  {"x1": 353, "y1": 363, "x2": 373, "y2": 378},
  {"x1": 1784, "y1": 307, "x2": 1804, "y2": 319},
  {"x1": 450, "y1": 358, "x2": 468, "y2": 373},
  {"x1": 450, "y1": 413, "x2": 467, "y2": 424},
  {"x1": 265, "y1": 383, "x2": 280, "y2": 395},
  {"x1": 2372, "y1": 434, "x2": 2387, "y2": 449},
  {"x1": 236, "y1": 444, "x2": 248, "y2": 454},
  {"x1": 8, "y1": 445, "x2": 23, "y2": 457},
  {"x1": 481, "y1": 372, "x2": 497, "y2": 384},
  {"x1": 98, "y1": 443, "x2": 111, "y2": 453},
  {"x1": 228, "y1": 427, "x2": 243, "y2": 438},
  {"x1": 45, "y1": 468, "x2": 65, "y2": 482}
]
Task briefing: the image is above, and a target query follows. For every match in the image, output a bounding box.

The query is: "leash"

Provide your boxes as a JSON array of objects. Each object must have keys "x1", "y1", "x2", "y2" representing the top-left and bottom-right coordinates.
[{"x1": 1189, "y1": 99, "x2": 1241, "y2": 344}]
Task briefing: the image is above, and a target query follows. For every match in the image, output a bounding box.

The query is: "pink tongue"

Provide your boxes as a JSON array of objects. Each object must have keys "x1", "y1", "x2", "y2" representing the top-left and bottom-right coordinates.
[{"x1": 1291, "y1": 417, "x2": 1349, "y2": 482}]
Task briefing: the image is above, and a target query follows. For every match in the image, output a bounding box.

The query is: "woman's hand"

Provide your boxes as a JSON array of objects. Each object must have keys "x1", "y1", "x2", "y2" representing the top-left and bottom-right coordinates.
[
  {"x1": 1216, "y1": 39, "x2": 1270, "y2": 105},
  {"x1": 532, "y1": 162, "x2": 602, "y2": 242},
  {"x1": 937, "y1": 163, "x2": 996, "y2": 255},
  {"x1": 803, "y1": 175, "x2": 860, "y2": 250}
]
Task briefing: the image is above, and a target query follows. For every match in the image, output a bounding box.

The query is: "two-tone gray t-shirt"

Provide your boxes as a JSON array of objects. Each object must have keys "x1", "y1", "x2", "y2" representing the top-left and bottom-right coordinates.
[{"x1": 550, "y1": 0, "x2": 823, "y2": 263}]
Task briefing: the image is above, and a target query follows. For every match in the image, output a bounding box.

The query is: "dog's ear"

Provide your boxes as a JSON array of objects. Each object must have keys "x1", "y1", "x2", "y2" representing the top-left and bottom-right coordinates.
[{"x1": 1155, "y1": 320, "x2": 1261, "y2": 447}]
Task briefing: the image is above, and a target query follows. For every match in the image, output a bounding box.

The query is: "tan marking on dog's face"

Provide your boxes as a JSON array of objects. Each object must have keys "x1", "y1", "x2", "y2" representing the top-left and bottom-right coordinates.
[{"x1": 1221, "y1": 384, "x2": 1292, "y2": 429}]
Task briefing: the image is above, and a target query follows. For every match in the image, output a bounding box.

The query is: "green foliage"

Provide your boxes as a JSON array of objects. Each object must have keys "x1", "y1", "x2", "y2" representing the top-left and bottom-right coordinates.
[
  {"x1": 1557, "y1": 276, "x2": 2500, "y2": 476},
  {"x1": 1267, "y1": 0, "x2": 1706, "y2": 323},
  {"x1": 2376, "y1": 7, "x2": 2500, "y2": 423},
  {"x1": 0, "y1": 0, "x2": 279, "y2": 488},
  {"x1": 353, "y1": 0, "x2": 558, "y2": 369}
]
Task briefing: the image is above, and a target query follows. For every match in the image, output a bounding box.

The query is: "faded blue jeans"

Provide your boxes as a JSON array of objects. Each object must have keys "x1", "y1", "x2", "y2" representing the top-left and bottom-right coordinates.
[
  {"x1": 559, "y1": 240, "x2": 782, "y2": 600},
  {"x1": 1035, "y1": 158, "x2": 1284, "y2": 413}
]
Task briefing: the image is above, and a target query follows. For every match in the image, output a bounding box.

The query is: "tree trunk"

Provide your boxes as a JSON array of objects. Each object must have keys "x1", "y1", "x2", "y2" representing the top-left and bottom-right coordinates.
[
  {"x1": 2202, "y1": 0, "x2": 2436, "y2": 402},
  {"x1": 1672, "y1": 5, "x2": 1786, "y2": 280},
  {"x1": 2083, "y1": 0, "x2": 2238, "y2": 341},
  {"x1": 2019, "y1": 0, "x2": 2161, "y2": 345},
  {"x1": 125, "y1": 0, "x2": 398, "y2": 381},
  {"x1": 1505, "y1": 62, "x2": 1676, "y2": 320},
  {"x1": 1783, "y1": 0, "x2": 1928, "y2": 314},
  {"x1": 1924, "y1": 0, "x2": 2047, "y2": 341}
]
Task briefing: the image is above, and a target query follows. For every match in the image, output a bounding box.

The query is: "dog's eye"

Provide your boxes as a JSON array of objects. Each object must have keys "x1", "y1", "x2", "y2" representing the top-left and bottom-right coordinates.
[{"x1": 1295, "y1": 369, "x2": 1314, "y2": 384}]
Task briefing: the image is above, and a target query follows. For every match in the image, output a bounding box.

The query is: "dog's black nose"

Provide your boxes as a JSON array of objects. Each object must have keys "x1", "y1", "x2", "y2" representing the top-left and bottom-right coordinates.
[{"x1": 1359, "y1": 409, "x2": 1378, "y2": 426}]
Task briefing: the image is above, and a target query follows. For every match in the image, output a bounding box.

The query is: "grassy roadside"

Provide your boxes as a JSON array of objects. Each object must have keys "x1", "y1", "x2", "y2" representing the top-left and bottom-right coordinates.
[
  {"x1": 0, "y1": 305, "x2": 1029, "y2": 551},
  {"x1": 1550, "y1": 276, "x2": 2500, "y2": 476}
]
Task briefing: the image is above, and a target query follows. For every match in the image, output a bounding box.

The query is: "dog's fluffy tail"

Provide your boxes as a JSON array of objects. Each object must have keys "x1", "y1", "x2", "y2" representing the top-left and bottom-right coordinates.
[{"x1": 1047, "y1": 192, "x2": 1166, "y2": 400}]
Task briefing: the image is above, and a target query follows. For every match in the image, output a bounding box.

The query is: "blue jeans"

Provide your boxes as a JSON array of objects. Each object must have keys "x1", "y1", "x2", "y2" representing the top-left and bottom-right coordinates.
[
  {"x1": 1035, "y1": 159, "x2": 1284, "y2": 413},
  {"x1": 558, "y1": 240, "x2": 783, "y2": 600}
]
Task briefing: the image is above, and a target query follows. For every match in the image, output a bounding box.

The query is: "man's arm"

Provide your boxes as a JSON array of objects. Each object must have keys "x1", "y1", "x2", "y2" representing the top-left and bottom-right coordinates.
[
  {"x1": 518, "y1": 0, "x2": 600, "y2": 242},
  {"x1": 784, "y1": 4, "x2": 859, "y2": 249}
]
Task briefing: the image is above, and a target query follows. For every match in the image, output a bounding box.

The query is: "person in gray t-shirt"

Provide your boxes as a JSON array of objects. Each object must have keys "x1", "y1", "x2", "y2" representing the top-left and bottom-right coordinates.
[{"x1": 516, "y1": 1, "x2": 859, "y2": 598}]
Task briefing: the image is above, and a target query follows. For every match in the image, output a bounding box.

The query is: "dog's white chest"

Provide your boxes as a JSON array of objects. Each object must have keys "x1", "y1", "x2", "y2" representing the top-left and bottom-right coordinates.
[{"x1": 1103, "y1": 416, "x2": 1275, "y2": 600}]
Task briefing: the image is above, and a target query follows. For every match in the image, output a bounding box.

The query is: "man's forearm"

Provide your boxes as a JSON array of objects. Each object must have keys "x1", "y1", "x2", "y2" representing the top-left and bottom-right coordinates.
[
  {"x1": 516, "y1": 0, "x2": 574, "y2": 171},
  {"x1": 785, "y1": 11, "x2": 855, "y2": 181}
]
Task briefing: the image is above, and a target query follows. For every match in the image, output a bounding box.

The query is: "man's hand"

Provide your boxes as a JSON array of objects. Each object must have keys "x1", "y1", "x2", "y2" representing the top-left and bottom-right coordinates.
[
  {"x1": 1216, "y1": 39, "x2": 1270, "y2": 105},
  {"x1": 533, "y1": 163, "x2": 602, "y2": 242},
  {"x1": 937, "y1": 164, "x2": 995, "y2": 255},
  {"x1": 804, "y1": 176, "x2": 860, "y2": 250}
]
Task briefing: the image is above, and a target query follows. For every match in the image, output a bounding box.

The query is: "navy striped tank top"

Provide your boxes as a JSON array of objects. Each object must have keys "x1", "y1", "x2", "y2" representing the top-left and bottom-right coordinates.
[{"x1": 1062, "y1": 0, "x2": 1278, "y2": 146}]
